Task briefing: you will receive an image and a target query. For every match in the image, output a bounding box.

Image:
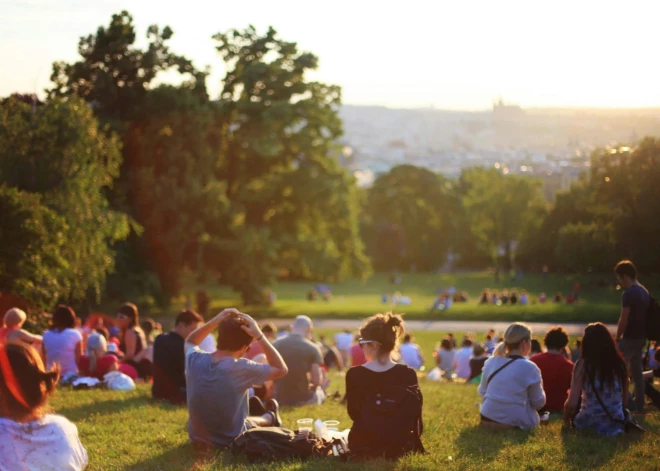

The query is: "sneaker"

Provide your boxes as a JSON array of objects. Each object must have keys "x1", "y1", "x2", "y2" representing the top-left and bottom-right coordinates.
[{"x1": 265, "y1": 399, "x2": 282, "y2": 427}]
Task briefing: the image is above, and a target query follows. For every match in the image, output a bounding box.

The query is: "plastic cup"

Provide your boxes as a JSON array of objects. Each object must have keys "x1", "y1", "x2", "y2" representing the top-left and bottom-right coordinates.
[
  {"x1": 540, "y1": 412, "x2": 550, "y2": 425},
  {"x1": 324, "y1": 420, "x2": 340, "y2": 431},
  {"x1": 297, "y1": 418, "x2": 313, "y2": 432}
]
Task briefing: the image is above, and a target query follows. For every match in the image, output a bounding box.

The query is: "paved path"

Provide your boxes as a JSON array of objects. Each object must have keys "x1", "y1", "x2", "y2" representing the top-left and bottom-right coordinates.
[{"x1": 265, "y1": 319, "x2": 616, "y2": 335}]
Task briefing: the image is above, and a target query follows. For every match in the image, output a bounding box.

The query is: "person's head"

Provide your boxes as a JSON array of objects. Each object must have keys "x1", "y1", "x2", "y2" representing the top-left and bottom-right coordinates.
[
  {"x1": 576, "y1": 338, "x2": 582, "y2": 348},
  {"x1": 461, "y1": 338, "x2": 473, "y2": 348},
  {"x1": 544, "y1": 326, "x2": 570, "y2": 351},
  {"x1": 116, "y1": 303, "x2": 138, "y2": 329},
  {"x1": 493, "y1": 322, "x2": 532, "y2": 357},
  {"x1": 440, "y1": 338, "x2": 452, "y2": 351},
  {"x1": 614, "y1": 260, "x2": 637, "y2": 287},
  {"x1": 448, "y1": 332, "x2": 455, "y2": 339},
  {"x1": 261, "y1": 322, "x2": 277, "y2": 340},
  {"x1": 473, "y1": 343, "x2": 486, "y2": 357},
  {"x1": 95, "y1": 326, "x2": 110, "y2": 340},
  {"x1": 174, "y1": 310, "x2": 204, "y2": 339},
  {"x1": 0, "y1": 342, "x2": 59, "y2": 421},
  {"x1": 292, "y1": 315, "x2": 313, "y2": 338},
  {"x1": 216, "y1": 313, "x2": 253, "y2": 355},
  {"x1": 141, "y1": 318, "x2": 157, "y2": 342},
  {"x1": 485, "y1": 334, "x2": 492, "y2": 342},
  {"x1": 50, "y1": 305, "x2": 76, "y2": 332},
  {"x1": 3, "y1": 308, "x2": 26, "y2": 329},
  {"x1": 359, "y1": 312, "x2": 404, "y2": 363},
  {"x1": 530, "y1": 338, "x2": 542, "y2": 355},
  {"x1": 581, "y1": 322, "x2": 627, "y2": 388},
  {"x1": 403, "y1": 333, "x2": 412, "y2": 344}
]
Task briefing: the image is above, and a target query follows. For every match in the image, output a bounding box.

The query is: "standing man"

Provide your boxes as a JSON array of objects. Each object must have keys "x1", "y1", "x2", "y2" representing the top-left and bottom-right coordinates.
[{"x1": 615, "y1": 260, "x2": 650, "y2": 412}]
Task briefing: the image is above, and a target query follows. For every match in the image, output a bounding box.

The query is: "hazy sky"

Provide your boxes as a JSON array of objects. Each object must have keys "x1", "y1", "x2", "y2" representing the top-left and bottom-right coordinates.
[{"x1": 2, "y1": 0, "x2": 659, "y2": 110}]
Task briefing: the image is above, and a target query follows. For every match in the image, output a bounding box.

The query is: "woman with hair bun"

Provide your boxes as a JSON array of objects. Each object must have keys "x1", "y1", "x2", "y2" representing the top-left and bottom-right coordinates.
[
  {"x1": 345, "y1": 313, "x2": 425, "y2": 459},
  {"x1": 0, "y1": 342, "x2": 88, "y2": 470},
  {"x1": 478, "y1": 322, "x2": 546, "y2": 429}
]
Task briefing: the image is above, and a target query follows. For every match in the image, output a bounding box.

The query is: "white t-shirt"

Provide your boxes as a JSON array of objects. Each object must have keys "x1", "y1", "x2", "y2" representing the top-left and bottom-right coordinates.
[
  {"x1": 199, "y1": 333, "x2": 217, "y2": 353},
  {"x1": 43, "y1": 328, "x2": 83, "y2": 376},
  {"x1": 477, "y1": 356, "x2": 546, "y2": 429},
  {"x1": 0, "y1": 414, "x2": 88, "y2": 471},
  {"x1": 334, "y1": 332, "x2": 353, "y2": 351},
  {"x1": 453, "y1": 347, "x2": 473, "y2": 379},
  {"x1": 400, "y1": 342, "x2": 423, "y2": 370}
]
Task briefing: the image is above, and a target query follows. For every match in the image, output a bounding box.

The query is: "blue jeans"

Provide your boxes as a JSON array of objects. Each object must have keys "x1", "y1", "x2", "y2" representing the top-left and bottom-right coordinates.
[{"x1": 618, "y1": 338, "x2": 646, "y2": 411}]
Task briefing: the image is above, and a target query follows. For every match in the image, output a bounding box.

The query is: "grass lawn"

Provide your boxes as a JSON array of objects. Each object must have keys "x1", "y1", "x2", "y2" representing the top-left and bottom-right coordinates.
[
  {"x1": 166, "y1": 272, "x2": 652, "y2": 324},
  {"x1": 51, "y1": 378, "x2": 660, "y2": 470}
]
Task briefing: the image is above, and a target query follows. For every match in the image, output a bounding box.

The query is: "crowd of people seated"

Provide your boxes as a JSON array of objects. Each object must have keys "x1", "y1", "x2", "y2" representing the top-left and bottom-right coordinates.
[
  {"x1": 0, "y1": 260, "x2": 658, "y2": 469},
  {"x1": 478, "y1": 289, "x2": 580, "y2": 306}
]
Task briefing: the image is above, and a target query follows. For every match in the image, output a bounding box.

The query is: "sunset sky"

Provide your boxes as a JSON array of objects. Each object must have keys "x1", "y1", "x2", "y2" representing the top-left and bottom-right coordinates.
[{"x1": 2, "y1": 0, "x2": 659, "y2": 110}]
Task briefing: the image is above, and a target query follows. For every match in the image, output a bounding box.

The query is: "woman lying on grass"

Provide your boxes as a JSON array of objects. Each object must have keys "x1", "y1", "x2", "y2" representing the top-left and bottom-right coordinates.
[
  {"x1": 0, "y1": 342, "x2": 87, "y2": 470},
  {"x1": 478, "y1": 322, "x2": 546, "y2": 429},
  {"x1": 564, "y1": 322, "x2": 628, "y2": 436}
]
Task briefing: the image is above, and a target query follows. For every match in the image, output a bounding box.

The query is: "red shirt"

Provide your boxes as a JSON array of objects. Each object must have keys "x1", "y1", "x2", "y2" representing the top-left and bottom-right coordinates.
[
  {"x1": 78, "y1": 354, "x2": 119, "y2": 380},
  {"x1": 245, "y1": 341, "x2": 264, "y2": 360},
  {"x1": 350, "y1": 344, "x2": 366, "y2": 367},
  {"x1": 530, "y1": 352, "x2": 574, "y2": 412}
]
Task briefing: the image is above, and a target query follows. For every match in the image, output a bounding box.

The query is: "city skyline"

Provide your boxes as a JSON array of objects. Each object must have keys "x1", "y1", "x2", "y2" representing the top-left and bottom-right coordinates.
[{"x1": 3, "y1": 0, "x2": 660, "y2": 110}]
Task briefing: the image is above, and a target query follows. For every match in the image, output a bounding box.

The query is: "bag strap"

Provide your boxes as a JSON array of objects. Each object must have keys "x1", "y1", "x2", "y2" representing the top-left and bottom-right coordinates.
[
  {"x1": 486, "y1": 356, "x2": 521, "y2": 386},
  {"x1": 588, "y1": 370, "x2": 624, "y2": 425}
]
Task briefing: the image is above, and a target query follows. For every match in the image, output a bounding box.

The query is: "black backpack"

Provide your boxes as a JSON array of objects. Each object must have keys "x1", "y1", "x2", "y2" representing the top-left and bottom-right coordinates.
[
  {"x1": 231, "y1": 427, "x2": 345, "y2": 462},
  {"x1": 647, "y1": 296, "x2": 660, "y2": 341},
  {"x1": 349, "y1": 384, "x2": 425, "y2": 460}
]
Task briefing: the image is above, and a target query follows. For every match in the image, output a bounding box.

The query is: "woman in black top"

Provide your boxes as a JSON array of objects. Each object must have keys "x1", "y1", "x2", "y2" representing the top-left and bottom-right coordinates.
[{"x1": 345, "y1": 313, "x2": 424, "y2": 460}]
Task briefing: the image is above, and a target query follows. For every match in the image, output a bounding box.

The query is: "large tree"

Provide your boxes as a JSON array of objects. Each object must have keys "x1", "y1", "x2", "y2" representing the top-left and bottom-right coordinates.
[{"x1": 0, "y1": 96, "x2": 131, "y2": 303}]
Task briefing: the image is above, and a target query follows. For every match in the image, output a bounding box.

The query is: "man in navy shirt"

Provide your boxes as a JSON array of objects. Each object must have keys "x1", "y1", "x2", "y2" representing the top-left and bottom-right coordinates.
[{"x1": 615, "y1": 260, "x2": 650, "y2": 412}]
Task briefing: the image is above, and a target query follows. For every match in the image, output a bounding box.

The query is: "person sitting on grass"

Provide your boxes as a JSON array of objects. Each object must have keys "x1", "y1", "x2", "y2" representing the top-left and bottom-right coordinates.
[
  {"x1": 273, "y1": 316, "x2": 325, "y2": 406},
  {"x1": 185, "y1": 309, "x2": 288, "y2": 449},
  {"x1": 245, "y1": 323, "x2": 277, "y2": 360},
  {"x1": 152, "y1": 310, "x2": 204, "y2": 404},
  {"x1": 115, "y1": 303, "x2": 148, "y2": 378},
  {"x1": 78, "y1": 332, "x2": 119, "y2": 380},
  {"x1": 43, "y1": 305, "x2": 83, "y2": 380},
  {"x1": 435, "y1": 338, "x2": 455, "y2": 378},
  {"x1": 400, "y1": 333, "x2": 424, "y2": 370},
  {"x1": 0, "y1": 342, "x2": 88, "y2": 470},
  {"x1": 454, "y1": 338, "x2": 473, "y2": 380},
  {"x1": 467, "y1": 343, "x2": 489, "y2": 384},
  {"x1": 530, "y1": 326, "x2": 574, "y2": 413},
  {"x1": 0, "y1": 308, "x2": 42, "y2": 348},
  {"x1": 350, "y1": 334, "x2": 367, "y2": 367},
  {"x1": 346, "y1": 313, "x2": 424, "y2": 459},
  {"x1": 564, "y1": 322, "x2": 628, "y2": 436},
  {"x1": 478, "y1": 323, "x2": 546, "y2": 429},
  {"x1": 530, "y1": 338, "x2": 543, "y2": 356}
]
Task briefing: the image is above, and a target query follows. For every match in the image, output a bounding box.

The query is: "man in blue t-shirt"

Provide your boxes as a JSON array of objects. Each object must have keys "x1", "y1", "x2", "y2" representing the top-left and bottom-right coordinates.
[{"x1": 615, "y1": 260, "x2": 650, "y2": 412}]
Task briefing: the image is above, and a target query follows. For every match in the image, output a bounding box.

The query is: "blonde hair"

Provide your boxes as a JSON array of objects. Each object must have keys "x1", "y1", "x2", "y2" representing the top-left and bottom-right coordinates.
[
  {"x1": 3, "y1": 308, "x2": 26, "y2": 328},
  {"x1": 493, "y1": 322, "x2": 532, "y2": 357}
]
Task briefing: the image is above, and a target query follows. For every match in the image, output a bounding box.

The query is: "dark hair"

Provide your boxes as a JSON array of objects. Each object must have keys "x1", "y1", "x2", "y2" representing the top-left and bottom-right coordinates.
[
  {"x1": 141, "y1": 318, "x2": 156, "y2": 337},
  {"x1": 0, "y1": 343, "x2": 59, "y2": 420},
  {"x1": 614, "y1": 260, "x2": 637, "y2": 280},
  {"x1": 403, "y1": 333, "x2": 412, "y2": 343},
  {"x1": 261, "y1": 322, "x2": 277, "y2": 335},
  {"x1": 95, "y1": 326, "x2": 110, "y2": 340},
  {"x1": 359, "y1": 312, "x2": 404, "y2": 354},
  {"x1": 461, "y1": 338, "x2": 473, "y2": 348},
  {"x1": 485, "y1": 335, "x2": 492, "y2": 341},
  {"x1": 118, "y1": 302, "x2": 139, "y2": 328},
  {"x1": 581, "y1": 322, "x2": 628, "y2": 391},
  {"x1": 544, "y1": 326, "x2": 569, "y2": 350},
  {"x1": 50, "y1": 305, "x2": 76, "y2": 332},
  {"x1": 440, "y1": 339, "x2": 452, "y2": 350},
  {"x1": 531, "y1": 338, "x2": 542, "y2": 354},
  {"x1": 576, "y1": 338, "x2": 582, "y2": 347},
  {"x1": 217, "y1": 313, "x2": 253, "y2": 352},
  {"x1": 175, "y1": 310, "x2": 204, "y2": 327}
]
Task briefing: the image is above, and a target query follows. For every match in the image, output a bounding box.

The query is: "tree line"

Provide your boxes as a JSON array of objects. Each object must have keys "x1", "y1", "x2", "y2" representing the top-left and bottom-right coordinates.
[{"x1": 2, "y1": 11, "x2": 659, "y2": 315}]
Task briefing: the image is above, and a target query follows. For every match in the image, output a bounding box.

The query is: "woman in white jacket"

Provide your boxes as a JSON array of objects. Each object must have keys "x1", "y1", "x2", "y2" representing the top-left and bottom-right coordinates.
[{"x1": 478, "y1": 323, "x2": 546, "y2": 429}]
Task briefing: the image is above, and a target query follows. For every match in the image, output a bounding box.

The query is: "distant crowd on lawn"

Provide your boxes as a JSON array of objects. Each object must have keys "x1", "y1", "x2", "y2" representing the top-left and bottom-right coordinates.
[{"x1": 0, "y1": 260, "x2": 658, "y2": 469}]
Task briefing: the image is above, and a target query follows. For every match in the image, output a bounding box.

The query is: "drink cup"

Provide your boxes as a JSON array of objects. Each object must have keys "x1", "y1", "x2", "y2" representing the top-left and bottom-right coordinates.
[
  {"x1": 323, "y1": 420, "x2": 340, "y2": 432},
  {"x1": 297, "y1": 418, "x2": 313, "y2": 432}
]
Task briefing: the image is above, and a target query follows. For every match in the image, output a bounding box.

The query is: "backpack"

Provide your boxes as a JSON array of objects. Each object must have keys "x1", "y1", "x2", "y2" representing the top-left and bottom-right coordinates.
[
  {"x1": 231, "y1": 427, "x2": 345, "y2": 462},
  {"x1": 349, "y1": 384, "x2": 425, "y2": 460},
  {"x1": 647, "y1": 296, "x2": 660, "y2": 341}
]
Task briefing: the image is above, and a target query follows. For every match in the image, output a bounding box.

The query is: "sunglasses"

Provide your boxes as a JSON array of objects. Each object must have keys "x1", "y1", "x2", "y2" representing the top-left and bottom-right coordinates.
[
  {"x1": 358, "y1": 338, "x2": 377, "y2": 348},
  {"x1": 116, "y1": 313, "x2": 128, "y2": 319}
]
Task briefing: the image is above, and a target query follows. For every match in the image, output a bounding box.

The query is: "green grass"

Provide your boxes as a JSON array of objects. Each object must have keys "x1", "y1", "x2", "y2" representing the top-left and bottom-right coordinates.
[
  {"x1": 51, "y1": 377, "x2": 660, "y2": 470},
  {"x1": 167, "y1": 272, "x2": 643, "y2": 324}
]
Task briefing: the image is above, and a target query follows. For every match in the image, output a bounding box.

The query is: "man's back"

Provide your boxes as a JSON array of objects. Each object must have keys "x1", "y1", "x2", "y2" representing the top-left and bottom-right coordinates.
[
  {"x1": 186, "y1": 348, "x2": 271, "y2": 447},
  {"x1": 400, "y1": 343, "x2": 422, "y2": 370},
  {"x1": 152, "y1": 332, "x2": 186, "y2": 403},
  {"x1": 530, "y1": 352, "x2": 574, "y2": 412},
  {"x1": 623, "y1": 284, "x2": 650, "y2": 339},
  {"x1": 273, "y1": 334, "x2": 322, "y2": 406},
  {"x1": 454, "y1": 347, "x2": 472, "y2": 379}
]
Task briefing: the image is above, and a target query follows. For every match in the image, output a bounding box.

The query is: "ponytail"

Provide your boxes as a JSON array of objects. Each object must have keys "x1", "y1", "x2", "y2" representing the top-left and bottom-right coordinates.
[{"x1": 360, "y1": 312, "x2": 405, "y2": 354}]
